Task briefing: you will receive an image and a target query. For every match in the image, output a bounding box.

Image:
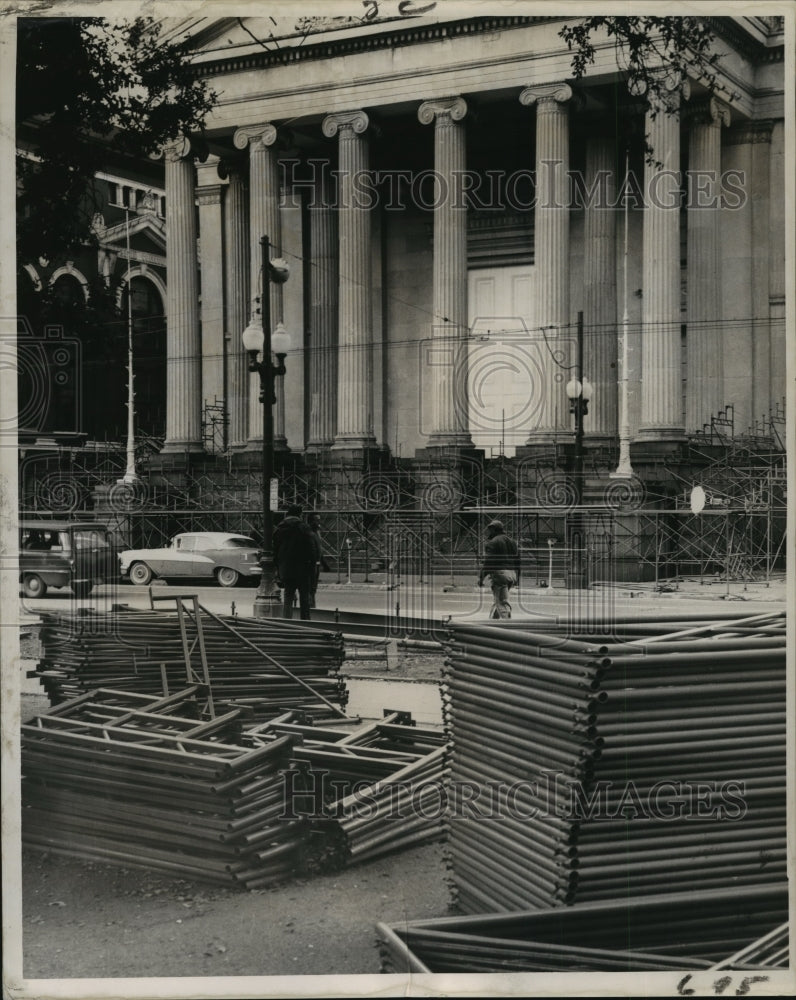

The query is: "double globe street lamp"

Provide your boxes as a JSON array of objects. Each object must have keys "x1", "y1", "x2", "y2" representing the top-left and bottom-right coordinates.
[{"x1": 241, "y1": 235, "x2": 291, "y2": 618}]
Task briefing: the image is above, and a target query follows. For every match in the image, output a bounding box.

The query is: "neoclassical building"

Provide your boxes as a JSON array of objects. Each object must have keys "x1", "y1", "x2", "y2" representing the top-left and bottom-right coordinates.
[{"x1": 152, "y1": 12, "x2": 786, "y2": 479}]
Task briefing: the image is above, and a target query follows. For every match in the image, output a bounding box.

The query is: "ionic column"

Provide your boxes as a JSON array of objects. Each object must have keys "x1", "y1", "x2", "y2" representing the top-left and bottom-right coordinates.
[
  {"x1": 685, "y1": 98, "x2": 730, "y2": 432},
  {"x1": 721, "y1": 122, "x2": 762, "y2": 435},
  {"x1": 750, "y1": 122, "x2": 773, "y2": 424},
  {"x1": 196, "y1": 155, "x2": 225, "y2": 452},
  {"x1": 322, "y1": 110, "x2": 376, "y2": 452},
  {"x1": 417, "y1": 96, "x2": 472, "y2": 448},
  {"x1": 582, "y1": 129, "x2": 617, "y2": 441},
  {"x1": 233, "y1": 123, "x2": 288, "y2": 450},
  {"x1": 221, "y1": 159, "x2": 250, "y2": 451},
  {"x1": 519, "y1": 83, "x2": 574, "y2": 443},
  {"x1": 162, "y1": 136, "x2": 202, "y2": 454},
  {"x1": 768, "y1": 121, "x2": 785, "y2": 411},
  {"x1": 306, "y1": 166, "x2": 338, "y2": 451},
  {"x1": 637, "y1": 81, "x2": 687, "y2": 441}
]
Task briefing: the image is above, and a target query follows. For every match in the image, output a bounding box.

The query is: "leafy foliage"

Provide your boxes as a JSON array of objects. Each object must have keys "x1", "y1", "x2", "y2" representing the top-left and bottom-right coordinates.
[
  {"x1": 17, "y1": 17, "x2": 217, "y2": 263},
  {"x1": 559, "y1": 16, "x2": 733, "y2": 112}
]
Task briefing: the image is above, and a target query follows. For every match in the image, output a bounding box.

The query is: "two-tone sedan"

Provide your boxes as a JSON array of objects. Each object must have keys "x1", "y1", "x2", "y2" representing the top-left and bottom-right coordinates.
[{"x1": 119, "y1": 532, "x2": 263, "y2": 588}]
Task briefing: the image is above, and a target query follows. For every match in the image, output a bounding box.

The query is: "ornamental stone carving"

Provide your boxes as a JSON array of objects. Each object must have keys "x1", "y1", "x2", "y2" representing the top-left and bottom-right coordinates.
[
  {"x1": 417, "y1": 96, "x2": 468, "y2": 125},
  {"x1": 724, "y1": 120, "x2": 774, "y2": 145},
  {"x1": 519, "y1": 82, "x2": 574, "y2": 108},
  {"x1": 197, "y1": 185, "x2": 223, "y2": 207},
  {"x1": 161, "y1": 136, "x2": 192, "y2": 162},
  {"x1": 232, "y1": 123, "x2": 278, "y2": 151},
  {"x1": 321, "y1": 109, "x2": 369, "y2": 138}
]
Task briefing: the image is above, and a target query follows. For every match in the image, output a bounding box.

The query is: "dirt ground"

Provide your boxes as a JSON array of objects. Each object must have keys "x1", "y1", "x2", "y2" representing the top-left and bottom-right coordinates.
[{"x1": 21, "y1": 839, "x2": 450, "y2": 980}]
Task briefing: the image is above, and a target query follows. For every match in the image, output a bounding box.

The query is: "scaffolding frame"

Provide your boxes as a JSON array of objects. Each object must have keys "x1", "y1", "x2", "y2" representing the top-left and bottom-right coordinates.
[{"x1": 18, "y1": 397, "x2": 786, "y2": 588}]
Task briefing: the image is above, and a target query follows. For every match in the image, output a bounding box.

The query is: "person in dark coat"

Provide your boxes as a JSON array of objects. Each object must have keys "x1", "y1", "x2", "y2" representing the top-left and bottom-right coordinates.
[
  {"x1": 273, "y1": 504, "x2": 317, "y2": 620},
  {"x1": 306, "y1": 512, "x2": 330, "y2": 610},
  {"x1": 478, "y1": 519, "x2": 520, "y2": 619}
]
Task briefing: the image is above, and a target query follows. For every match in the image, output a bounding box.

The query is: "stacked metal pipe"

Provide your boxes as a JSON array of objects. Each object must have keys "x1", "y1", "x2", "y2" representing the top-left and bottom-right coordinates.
[
  {"x1": 32, "y1": 608, "x2": 347, "y2": 721},
  {"x1": 282, "y1": 717, "x2": 449, "y2": 869},
  {"x1": 709, "y1": 921, "x2": 789, "y2": 970},
  {"x1": 23, "y1": 699, "x2": 448, "y2": 888},
  {"x1": 443, "y1": 612, "x2": 786, "y2": 914},
  {"x1": 22, "y1": 688, "x2": 306, "y2": 889},
  {"x1": 494, "y1": 610, "x2": 785, "y2": 639},
  {"x1": 376, "y1": 885, "x2": 788, "y2": 973}
]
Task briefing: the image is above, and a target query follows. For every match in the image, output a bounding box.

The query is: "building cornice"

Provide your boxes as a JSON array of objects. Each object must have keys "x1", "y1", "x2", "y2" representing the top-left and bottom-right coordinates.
[
  {"x1": 706, "y1": 16, "x2": 785, "y2": 63},
  {"x1": 187, "y1": 16, "x2": 561, "y2": 77},
  {"x1": 186, "y1": 15, "x2": 784, "y2": 80}
]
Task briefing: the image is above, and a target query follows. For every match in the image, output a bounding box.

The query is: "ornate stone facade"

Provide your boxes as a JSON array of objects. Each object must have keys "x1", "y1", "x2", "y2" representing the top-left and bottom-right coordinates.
[{"x1": 152, "y1": 14, "x2": 785, "y2": 467}]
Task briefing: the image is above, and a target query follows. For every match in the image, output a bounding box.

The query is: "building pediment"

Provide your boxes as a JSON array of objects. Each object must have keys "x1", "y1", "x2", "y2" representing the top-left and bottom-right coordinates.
[{"x1": 97, "y1": 213, "x2": 166, "y2": 255}]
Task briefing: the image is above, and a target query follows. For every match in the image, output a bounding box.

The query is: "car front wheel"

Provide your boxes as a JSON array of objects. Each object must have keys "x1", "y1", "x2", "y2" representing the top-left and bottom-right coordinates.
[
  {"x1": 22, "y1": 574, "x2": 47, "y2": 599},
  {"x1": 216, "y1": 567, "x2": 240, "y2": 588},
  {"x1": 129, "y1": 562, "x2": 153, "y2": 586}
]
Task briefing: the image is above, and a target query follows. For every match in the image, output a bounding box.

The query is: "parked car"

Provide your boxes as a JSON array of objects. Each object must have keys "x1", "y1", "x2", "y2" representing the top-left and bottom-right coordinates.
[
  {"x1": 20, "y1": 520, "x2": 118, "y2": 599},
  {"x1": 119, "y1": 532, "x2": 263, "y2": 588}
]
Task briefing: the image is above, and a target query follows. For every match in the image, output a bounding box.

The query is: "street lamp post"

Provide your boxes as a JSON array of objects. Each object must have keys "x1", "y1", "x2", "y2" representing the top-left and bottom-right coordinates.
[
  {"x1": 119, "y1": 205, "x2": 138, "y2": 486},
  {"x1": 241, "y1": 235, "x2": 291, "y2": 618},
  {"x1": 565, "y1": 311, "x2": 592, "y2": 589}
]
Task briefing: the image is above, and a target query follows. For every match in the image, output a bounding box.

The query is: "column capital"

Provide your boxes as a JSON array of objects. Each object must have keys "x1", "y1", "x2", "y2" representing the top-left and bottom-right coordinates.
[
  {"x1": 638, "y1": 70, "x2": 690, "y2": 112},
  {"x1": 724, "y1": 119, "x2": 774, "y2": 146},
  {"x1": 684, "y1": 97, "x2": 731, "y2": 129},
  {"x1": 322, "y1": 109, "x2": 369, "y2": 139},
  {"x1": 233, "y1": 122, "x2": 278, "y2": 151},
  {"x1": 158, "y1": 136, "x2": 193, "y2": 163},
  {"x1": 417, "y1": 96, "x2": 467, "y2": 126},
  {"x1": 519, "y1": 82, "x2": 573, "y2": 108}
]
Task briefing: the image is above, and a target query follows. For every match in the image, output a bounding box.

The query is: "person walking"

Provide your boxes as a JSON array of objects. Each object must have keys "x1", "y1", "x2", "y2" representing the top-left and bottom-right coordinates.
[
  {"x1": 273, "y1": 504, "x2": 317, "y2": 620},
  {"x1": 478, "y1": 519, "x2": 520, "y2": 619},
  {"x1": 306, "y1": 512, "x2": 330, "y2": 610}
]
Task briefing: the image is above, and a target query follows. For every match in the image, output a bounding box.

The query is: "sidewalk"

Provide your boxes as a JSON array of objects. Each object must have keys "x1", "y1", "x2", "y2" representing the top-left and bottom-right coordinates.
[
  {"x1": 314, "y1": 573, "x2": 787, "y2": 618},
  {"x1": 315, "y1": 571, "x2": 787, "y2": 603}
]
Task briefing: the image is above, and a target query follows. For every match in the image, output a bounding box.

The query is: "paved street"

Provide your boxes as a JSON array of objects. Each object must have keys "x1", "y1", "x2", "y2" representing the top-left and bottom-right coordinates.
[{"x1": 16, "y1": 571, "x2": 787, "y2": 627}]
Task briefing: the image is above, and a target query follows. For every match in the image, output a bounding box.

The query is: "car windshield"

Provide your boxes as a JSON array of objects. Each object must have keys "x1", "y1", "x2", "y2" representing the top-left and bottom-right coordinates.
[{"x1": 221, "y1": 537, "x2": 258, "y2": 548}]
